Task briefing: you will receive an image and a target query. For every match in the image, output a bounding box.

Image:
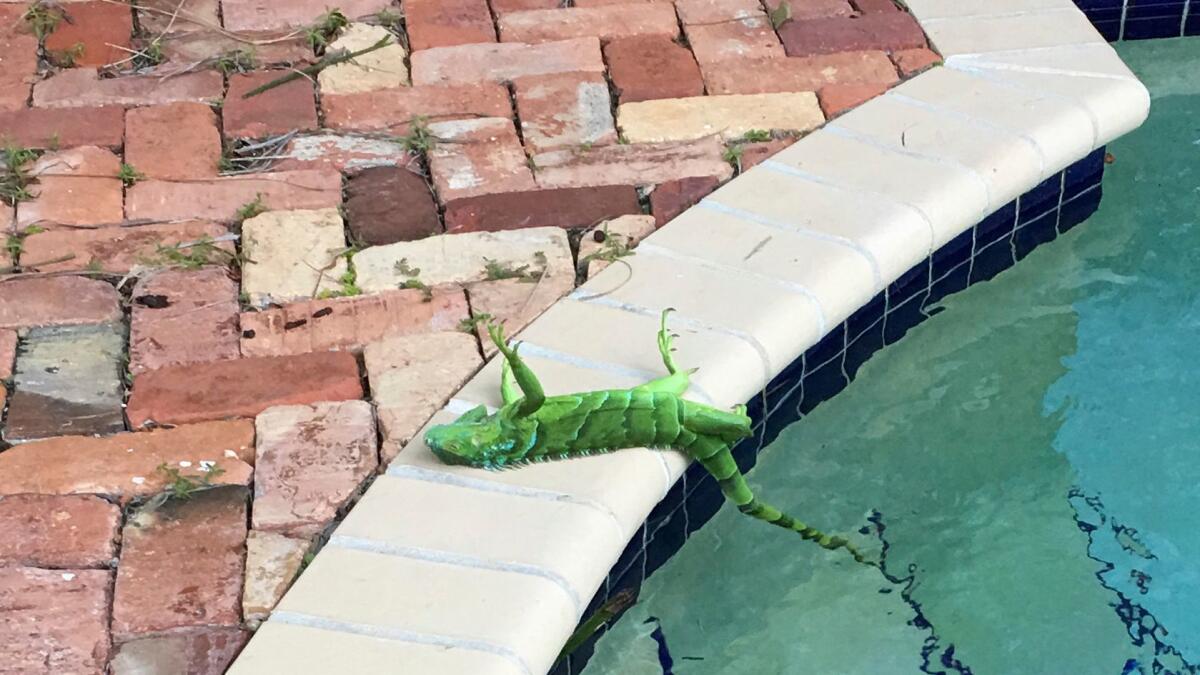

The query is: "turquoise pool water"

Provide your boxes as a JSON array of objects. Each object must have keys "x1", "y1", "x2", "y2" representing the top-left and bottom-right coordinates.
[{"x1": 585, "y1": 38, "x2": 1200, "y2": 675}]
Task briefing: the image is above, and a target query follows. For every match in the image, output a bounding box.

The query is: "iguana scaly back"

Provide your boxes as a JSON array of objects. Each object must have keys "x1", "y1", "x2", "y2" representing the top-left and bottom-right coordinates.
[{"x1": 425, "y1": 309, "x2": 870, "y2": 565}]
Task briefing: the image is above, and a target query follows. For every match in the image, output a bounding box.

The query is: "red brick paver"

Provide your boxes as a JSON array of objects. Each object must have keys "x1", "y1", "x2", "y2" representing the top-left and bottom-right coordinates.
[
  {"x1": 777, "y1": 11, "x2": 928, "y2": 56},
  {"x1": 0, "y1": 107, "x2": 125, "y2": 148},
  {"x1": 893, "y1": 47, "x2": 942, "y2": 76},
  {"x1": 129, "y1": 267, "x2": 242, "y2": 375},
  {"x1": 20, "y1": 221, "x2": 231, "y2": 274},
  {"x1": 322, "y1": 83, "x2": 512, "y2": 133},
  {"x1": 702, "y1": 50, "x2": 898, "y2": 95},
  {"x1": 125, "y1": 103, "x2": 222, "y2": 180},
  {"x1": 444, "y1": 185, "x2": 643, "y2": 233},
  {"x1": 125, "y1": 170, "x2": 343, "y2": 222},
  {"x1": 406, "y1": 0, "x2": 497, "y2": 50},
  {"x1": 514, "y1": 73, "x2": 618, "y2": 153},
  {"x1": 650, "y1": 175, "x2": 723, "y2": 226},
  {"x1": 0, "y1": 421, "x2": 255, "y2": 498},
  {"x1": 44, "y1": 1, "x2": 133, "y2": 67},
  {"x1": 0, "y1": 495, "x2": 121, "y2": 568},
  {"x1": 411, "y1": 38, "x2": 606, "y2": 85},
  {"x1": 605, "y1": 36, "x2": 706, "y2": 103},
  {"x1": 0, "y1": 568, "x2": 112, "y2": 675},
  {"x1": 344, "y1": 166, "x2": 442, "y2": 244},
  {"x1": 32, "y1": 68, "x2": 222, "y2": 108},
  {"x1": 224, "y1": 72, "x2": 319, "y2": 139},
  {"x1": 498, "y1": 4, "x2": 680, "y2": 43},
  {"x1": 126, "y1": 351, "x2": 363, "y2": 427},
  {"x1": 17, "y1": 146, "x2": 123, "y2": 229},
  {"x1": 0, "y1": 276, "x2": 122, "y2": 330},
  {"x1": 112, "y1": 486, "x2": 248, "y2": 639},
  {"x1": 239, "y1": 289, "x2": 470, "y2": 357},
  {"x1": 253, "y1": 401, "x2": 377, "y2": 537}
]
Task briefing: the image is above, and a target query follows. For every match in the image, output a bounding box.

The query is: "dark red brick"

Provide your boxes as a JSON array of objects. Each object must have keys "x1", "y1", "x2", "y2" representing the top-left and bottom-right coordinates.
[
  {"x1": 604, "y1": 36, "x2": 705, "y2": 103},
  {"x1": 778, "y1": 12, "x2": 927, "y2": 56},
  {"x1": 345, "y1": 166, "x2": 441, "y2": 245},
  {"x1": 444, "y1": 185, "x2": 642, "y2": 233},
  {"x1": 0, "y1": 107, "x2": 125, "y2": 148},
  {"x1": 650, "y1": 176, "x2": 721, "y2": 227},
  {"x1": 125, "y1": 352, "x2": 363, "y2": 428},
  {"x1": 223, "y1": 71, "x2": 318, "y2": 139}
]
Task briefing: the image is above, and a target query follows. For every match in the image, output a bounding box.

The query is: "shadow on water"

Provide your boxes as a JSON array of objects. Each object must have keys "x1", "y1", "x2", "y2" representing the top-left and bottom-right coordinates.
[{"x1": 584, "y1": 37, "x2": 1200, "y2": 675}]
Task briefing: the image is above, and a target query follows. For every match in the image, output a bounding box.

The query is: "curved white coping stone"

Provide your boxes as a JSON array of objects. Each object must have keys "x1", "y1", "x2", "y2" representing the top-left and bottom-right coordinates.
[{"x1": 227, "y1": 3, "x2": 1150, "y2": 674}]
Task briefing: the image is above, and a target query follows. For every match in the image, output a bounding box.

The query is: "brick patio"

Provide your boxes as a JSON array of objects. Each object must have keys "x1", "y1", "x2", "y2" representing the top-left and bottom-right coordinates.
[{"x1": 0, "y1": 0, "x2": 936, "y2": 672}]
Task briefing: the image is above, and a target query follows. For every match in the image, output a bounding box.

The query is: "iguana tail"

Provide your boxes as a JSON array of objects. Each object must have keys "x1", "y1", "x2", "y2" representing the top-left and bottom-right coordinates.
[{"x1": 682, "y1": 430, "x2": 873, "y2": 566}]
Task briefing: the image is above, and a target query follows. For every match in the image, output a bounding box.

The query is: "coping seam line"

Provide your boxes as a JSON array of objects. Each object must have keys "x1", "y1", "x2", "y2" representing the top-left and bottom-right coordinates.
[
  {"x1": 822, "y1": 123, "x2": 995, "y2": 214},
  {"x1": 917, "y1": 6, "x2": 1078, "y2": 22},
  {"x1": 756, "y1": 159, "x2": 939, "y2": 260},
  {"x1": 568, "y1": 292, "x2": 776, "y2": 411},
  {"x1": 948, "y1": 62, "x2": 1102, "y2": 150},
  {"x1": 886, "y1": 92, "x2": 1049, "y2": 176},
  {"x1": 269, "y1": 612, "x2": 533, "y2": 675},
  {"x1": 698, "y1": 199, "x2": 886, "y2": 289},
  {"x1": 634, "y1": 242, "x2": 830, "y2": 334},
  {"x1": 946, "y1": 54, "x2": 1141, "y2": 82},
  {"x1": 328, "y1": 535, "x2": 582, "y2": 618},
  {"x1": 386, "y1": 463, "x2": 626, "y2": 540}
]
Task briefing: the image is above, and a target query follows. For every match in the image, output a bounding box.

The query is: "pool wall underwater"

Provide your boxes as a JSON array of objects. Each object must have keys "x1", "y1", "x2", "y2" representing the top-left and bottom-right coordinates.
[
  {"x1": 1073, "y1": 0, "x2": 1200, "y2": 41},
  {"x1": 555, "y1": 148, "x2": 1109, "y2": 675},
  {"x1": 229, "y1": 2, "x2": 1155, "y2": 673}
]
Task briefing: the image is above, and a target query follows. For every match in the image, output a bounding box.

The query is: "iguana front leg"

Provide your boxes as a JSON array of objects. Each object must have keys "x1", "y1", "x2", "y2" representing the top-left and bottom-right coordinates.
[{"x1": 487, "y1": 322, "x2": 545, "y2": 416}]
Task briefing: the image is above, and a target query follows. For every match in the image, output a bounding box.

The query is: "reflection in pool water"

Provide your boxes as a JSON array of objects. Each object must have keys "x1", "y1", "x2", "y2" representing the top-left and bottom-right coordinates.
[{"x1": 585, "y1": 38, "x2": 1200, "y2": 675}]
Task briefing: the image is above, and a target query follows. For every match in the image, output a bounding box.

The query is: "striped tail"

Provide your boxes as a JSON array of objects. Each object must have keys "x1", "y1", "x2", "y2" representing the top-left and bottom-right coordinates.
[{"x1": 684, "y1": 434, "x2": 874, "y2": 566}]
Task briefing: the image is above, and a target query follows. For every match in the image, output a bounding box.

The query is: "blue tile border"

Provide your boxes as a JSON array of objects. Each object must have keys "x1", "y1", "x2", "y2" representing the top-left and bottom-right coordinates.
[
  {"x1": 554, "y1": 147, "x2": 1109, "y2": 675},
  {"x1": 1073, "y1": 0, "x2": 1200, "y2": 40}
]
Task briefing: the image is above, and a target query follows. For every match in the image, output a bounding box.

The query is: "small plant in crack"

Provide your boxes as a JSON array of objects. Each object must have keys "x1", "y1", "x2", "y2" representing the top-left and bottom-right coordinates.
[
  {"x1": 394, "y1": 258, "x2": 433, "y2": 301},
  {"x1": 1, "y1": 144, "x2": 40, "y2": 206},
  {"x1": 143, "y1": 236, "x2": 238, "y2": 269},
  {"x1": 156, "y1": 462, "x2": 226, "y2": 502},
  {"x1": 5, "y1": 225, "x2": 45, "y2": 263},
  {"x1": 132, "y1": 38, "x2": 166, "y2": 69},
  {"x1": 48, "y1": 42, "x2": 85, "y2": 68},
  {"x1": 118, "y1": 162, "x2": 144, "y2": 187},
  {"x1": 457, "y1": 312, "x2": 493, "y2": 334},
  {"x1": 317, "y1": 249, "x2": 363, "y2": 299},
  {"x1": 767, "y1": 1, "x2": 791, "y2": 29},
  {"x1": 305, "y1": 8, "x2": 349, "y2": 53},
  {"x1": 397, "y1": 116, "x2": 437, "y2": 154},
  {"x1": 739, "y1": 129, "x2": 773, "y2": 143},
  {"x1": 214, "y1": 48, "x2": 257, "y2": 75},
  {"x1": 723, "y1": 143, "x2": 745, "y2": 173},
  {"x1": 237, "y1": 193, "x2": 267, "y2": 221},
  {"x1": 578, "y1": 229, "x2": 633, "y2": 269},
  {"x1": 483, "y1": 252, "x2": 546, "y2": 283},
  {"x1": 22, "y1": 1, "x2": 64, "y2": 40},
  {"x1": 374, "y1": 7, "x2": 403, "y2": 33}
]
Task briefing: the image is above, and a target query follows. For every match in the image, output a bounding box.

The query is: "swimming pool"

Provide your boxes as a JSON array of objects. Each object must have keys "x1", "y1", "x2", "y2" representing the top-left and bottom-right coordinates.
[{"x1": 583, "y1": 37, "x2": 1200, "y2": 675}]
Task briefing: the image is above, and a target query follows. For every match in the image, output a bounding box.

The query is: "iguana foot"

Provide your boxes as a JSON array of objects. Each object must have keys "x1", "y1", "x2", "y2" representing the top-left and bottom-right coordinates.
[{"x1": 658, "y1": 308, "x2": 682, "y2": 375}]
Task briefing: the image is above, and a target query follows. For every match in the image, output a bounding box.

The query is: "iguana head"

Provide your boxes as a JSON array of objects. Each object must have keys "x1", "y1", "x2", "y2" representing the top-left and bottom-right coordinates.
[{"x1": 424, "y1": 405, "x2": 536, "y2": 470}]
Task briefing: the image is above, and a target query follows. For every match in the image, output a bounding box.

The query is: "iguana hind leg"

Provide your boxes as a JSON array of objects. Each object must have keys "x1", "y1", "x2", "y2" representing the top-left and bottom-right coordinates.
[{"x1": 487, "y1": 322, "x2": 544, "y2": 416}]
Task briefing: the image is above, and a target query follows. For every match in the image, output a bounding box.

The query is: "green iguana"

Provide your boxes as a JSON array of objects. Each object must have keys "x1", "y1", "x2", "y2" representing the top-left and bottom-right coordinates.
[{"x1": 425, "y1": 309, "x2": 870, "y2": 565}]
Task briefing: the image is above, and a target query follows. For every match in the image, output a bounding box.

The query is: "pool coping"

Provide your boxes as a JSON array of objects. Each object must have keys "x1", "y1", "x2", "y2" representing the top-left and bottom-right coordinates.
[{"x1": 227, "y1": 2, "x2": 1152, "y2": 674}]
